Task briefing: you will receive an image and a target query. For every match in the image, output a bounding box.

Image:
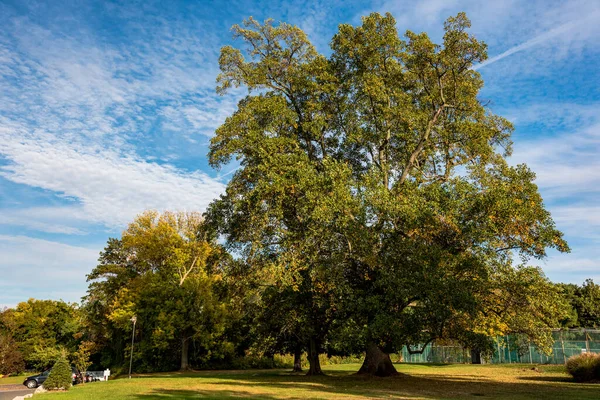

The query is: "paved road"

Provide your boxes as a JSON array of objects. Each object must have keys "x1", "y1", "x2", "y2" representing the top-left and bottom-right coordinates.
[{"x1": 0, "y1": 385, "x2": 34, "y2": 400}]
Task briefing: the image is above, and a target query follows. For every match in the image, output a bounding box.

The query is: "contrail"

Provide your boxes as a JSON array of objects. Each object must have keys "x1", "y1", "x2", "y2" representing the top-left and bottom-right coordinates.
[
  {"x1": 217, "y1": 165, "x2": 241, "y2": 180},
  {"x1": 473, "y1": 12, "x2": 599, "y2": 70}
]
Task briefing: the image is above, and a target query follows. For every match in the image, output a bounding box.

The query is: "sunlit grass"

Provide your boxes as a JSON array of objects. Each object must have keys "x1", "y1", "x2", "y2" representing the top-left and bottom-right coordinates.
[
  {"x1": 35, "y1": 363, "x2": 598, "y2": 399},
  {"x1": 0, "y1": 373, "x2": 35, "y2": 385}
]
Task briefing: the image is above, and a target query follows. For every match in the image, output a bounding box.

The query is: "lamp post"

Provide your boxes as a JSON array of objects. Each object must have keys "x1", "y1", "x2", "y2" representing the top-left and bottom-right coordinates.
[{"x1": 129, "y1": 315, "x2": 137, "y2": 379}]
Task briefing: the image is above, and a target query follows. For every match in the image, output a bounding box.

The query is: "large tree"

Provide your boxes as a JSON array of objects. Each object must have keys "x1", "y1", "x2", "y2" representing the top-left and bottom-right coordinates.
[
  {"x1": 210, "y1": 12, "x2": 568, "y2": 376},
  {"x1": 209, "y1": 16, "x2": 355, "y2": 375},
  {"x1": 84, "y1": 211, "x2": 230, "y2": 372}
]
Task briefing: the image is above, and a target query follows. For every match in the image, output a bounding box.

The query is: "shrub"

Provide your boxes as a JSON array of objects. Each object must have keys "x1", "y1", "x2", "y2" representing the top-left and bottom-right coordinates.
[
  {"x1": 208, "y1": 355, "x2": 292, "y2": 370},
  {"x1": 565, "y1": 352, "x2": 600, "y2": 382},
  {"x1": 44, "y1": 357, "x2": 73, "y2": 390}
]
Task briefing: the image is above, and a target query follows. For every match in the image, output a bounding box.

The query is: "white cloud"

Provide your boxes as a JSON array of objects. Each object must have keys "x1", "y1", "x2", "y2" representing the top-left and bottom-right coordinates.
[
  {"x1": 0, "y1": 7, "x2": 243, "y2": 150},
  {"x1": 0, "y1": 206, "x2": 87, "y2": 235},
  {"x1": 511, "y1": 121, "x2": 600, "y2": 198},
  {"x1": 0, "y1": 235, "x2": 98, "y2": 275},
  {"x1": 0, "y1": 7, "x2": 235, "y2": 234},
  {"x1": 0, "y1": 122, "x2": 226, "y2": 228},
  {"x1": 505, "y1": 104, "x2": 600, "y2": 281},
  {"x1": 550, "y1": 205, "x2": 600, "y2": 243},
  {"x1": 0, "y1": 235, "x2": 100, "y2": 304},
  {"x1": 501, "y1": 103, "x2": 599, "y2": 129},
  {"x1": 538, "y1": 251, "x2": 600, "y2": 284}
]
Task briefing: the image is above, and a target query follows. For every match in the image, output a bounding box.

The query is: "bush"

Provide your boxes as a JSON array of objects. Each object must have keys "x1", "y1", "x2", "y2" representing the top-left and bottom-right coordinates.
[
  {"x1": 44, "y1": 357, "x2": 73, "y2": 390},
  {"x1": 565, "y1": 352, "x2": 600, "y2": 382},
  {"x1": 206, "y1": 355, "x2": 292, "y2": 370}
]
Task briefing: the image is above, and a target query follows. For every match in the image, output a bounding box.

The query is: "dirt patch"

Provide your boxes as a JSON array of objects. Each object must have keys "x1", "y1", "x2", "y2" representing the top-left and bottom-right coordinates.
[{"x1": 0, "y1": 384, "x2": 26, "y2": 391}]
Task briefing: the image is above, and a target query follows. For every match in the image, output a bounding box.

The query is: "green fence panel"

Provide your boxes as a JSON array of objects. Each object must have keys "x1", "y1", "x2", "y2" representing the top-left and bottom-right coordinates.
[{"x1": 399, "y1": 329, "x2": 599, "y2": 365}]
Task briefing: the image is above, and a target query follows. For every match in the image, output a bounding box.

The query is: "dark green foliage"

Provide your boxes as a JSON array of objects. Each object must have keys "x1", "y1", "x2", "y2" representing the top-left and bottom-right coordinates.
[
  {"x1": 44, "y1": 357, "x2": 72, "y2": 390},
  {"x1": 0, "y1": 299, "x2": 82, "y2": 370},
  {"x1": 566, "y1": 352, "x2": 600, "y2": 382},
  {"x1": 559, "y1": 280, "x2": 600, "y2": 329},
  {"x1": 207, "y1": 355, "x2": 291, "y2": 370},
  {"x1": 577, "y1": 280, "x2": 600, "y2": 328},
  {"x1": 0, "y1": 333, "x2": 24, "y2": 376}
]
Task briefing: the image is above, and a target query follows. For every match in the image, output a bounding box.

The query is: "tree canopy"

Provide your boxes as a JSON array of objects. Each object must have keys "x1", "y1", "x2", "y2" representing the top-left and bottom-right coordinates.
[
  {"x1": 84, "y1": 211, "x2": 231, "y2": 372},
  {"x1": 209, "y1": 12, "x2": 569, "y2": 375},
  {"x1": 559, "y1": 279, "x2": 600, "y2": 329}
]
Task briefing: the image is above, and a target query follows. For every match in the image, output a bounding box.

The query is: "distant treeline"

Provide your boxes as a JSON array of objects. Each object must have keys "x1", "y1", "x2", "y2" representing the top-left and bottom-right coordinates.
[{"x1": 1, "y1": 245, "x2": 598, "y2": 376}]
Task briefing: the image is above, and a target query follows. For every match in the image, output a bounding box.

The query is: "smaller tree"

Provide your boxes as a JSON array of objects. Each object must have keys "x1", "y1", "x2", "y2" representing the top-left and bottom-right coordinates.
[
  {"x1": 44, "y1": 357, "x2": 72, "y2": 390},
  {"x1": 72, "y1": 341, "x2": 94, "y2": 383},
  {"x1": 27, "y1": 346, "x2": 65, "y2": 371},
  {"x1": 0, "y1": 333, "x2": 24, "y2": 376},
  {"x1": 576, "y1": 279, "x2": 600, "y2": 328}
]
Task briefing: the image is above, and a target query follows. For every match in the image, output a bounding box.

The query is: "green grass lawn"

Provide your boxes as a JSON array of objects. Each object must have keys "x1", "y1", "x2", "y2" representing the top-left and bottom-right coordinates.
[
  {"x1": 0, "y1": 373, "x2": 34, "y2": 385},
  {"x1": 34, "y1": 363, "x2": 598, "y2": 399}
]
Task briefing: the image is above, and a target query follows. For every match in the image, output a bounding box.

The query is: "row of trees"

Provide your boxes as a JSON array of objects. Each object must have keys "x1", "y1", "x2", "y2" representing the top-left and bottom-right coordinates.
[
  {"x1": 1, "y1": 230, "x2": 598, "y2": 377},
  {"x1": 1, "y1": 12, "x2": 595, "y2": 377},
  {"x1": 559, "y1": 280, "x2": 600, "y2": 329},
  {"x1": 0, "y1": 299, "x2": 92, "y2": 376}
]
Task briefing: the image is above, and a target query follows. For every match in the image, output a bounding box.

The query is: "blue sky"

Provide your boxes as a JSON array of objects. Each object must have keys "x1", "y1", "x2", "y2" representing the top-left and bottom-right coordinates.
[{"x1": 1, "y1": 0, "x2": 599, "y2": 307}]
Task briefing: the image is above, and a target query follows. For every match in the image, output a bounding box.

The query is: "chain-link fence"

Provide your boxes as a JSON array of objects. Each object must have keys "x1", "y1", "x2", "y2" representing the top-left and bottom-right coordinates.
[{"x1": 398, "y1": 329, "x2": 600, "y2": 364}]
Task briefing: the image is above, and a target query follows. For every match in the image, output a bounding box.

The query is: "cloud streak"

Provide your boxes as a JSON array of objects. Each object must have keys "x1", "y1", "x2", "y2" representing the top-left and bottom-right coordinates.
[
  {"x1": 474, "y1": 9, "x2": 600, "y2": 70},
  {"x1": 0, "y1": 122, "x2": 226, "y2": 228},
  {"x1": 511, "y1": 120, "x2": 600, "y2": 198}
]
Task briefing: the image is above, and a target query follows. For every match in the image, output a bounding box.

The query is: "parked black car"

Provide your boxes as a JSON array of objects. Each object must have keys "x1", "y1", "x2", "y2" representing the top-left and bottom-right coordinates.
[{"x1": 23, "y1": 366, "x2": 79, "y2": 389}]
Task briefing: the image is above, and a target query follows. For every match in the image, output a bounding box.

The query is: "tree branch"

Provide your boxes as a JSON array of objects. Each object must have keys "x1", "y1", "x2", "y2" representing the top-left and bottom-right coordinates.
[{"x1": 398, "y1": 106, "x2": 444, "y2": 185}]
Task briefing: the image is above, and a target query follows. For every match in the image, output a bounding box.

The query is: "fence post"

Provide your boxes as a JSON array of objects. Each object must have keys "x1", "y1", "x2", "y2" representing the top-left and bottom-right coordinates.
[
  {"x1": 585, "y1": 329, "x2": 590, "y2": 353},
  {"x1": 561, "y1": 331, "x2": 567, "y2": 364},
  {"x1": 496, "y1": 338, "x2": 502, "y2": 363}
]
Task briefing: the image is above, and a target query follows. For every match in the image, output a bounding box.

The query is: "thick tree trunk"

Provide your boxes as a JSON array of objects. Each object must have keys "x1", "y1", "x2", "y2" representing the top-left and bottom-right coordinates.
[
  {"x1": 306, "y1": 338, "x2": 323, "y2": 376},
  {"x1": 357, "y1": 342, "x2": 399, "y2": 377},
  {"x1": 293, "y1": 346, "x2": 303, "y2": 372},
  {"x1": 180, "y1": 337, "x2": 190, "y2": 371},
  {"x1": 471, "y1": 349, "x2": 482, "y2": 364}
]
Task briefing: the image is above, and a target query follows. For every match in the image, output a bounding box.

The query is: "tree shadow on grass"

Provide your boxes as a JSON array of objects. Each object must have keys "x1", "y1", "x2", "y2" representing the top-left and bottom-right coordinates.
[
  {"x1": 395, "y1": 362, "x2": 452, "y2": 367},
  {"x1": 134, "y1": 388, "x2": 285, "y2": 399},
  {"x1": 130, "y1": 368, "x2": 600, "y2": 400},
  {"x1": 517, "y1": 375, "x2": 587, "y2": 383}
]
